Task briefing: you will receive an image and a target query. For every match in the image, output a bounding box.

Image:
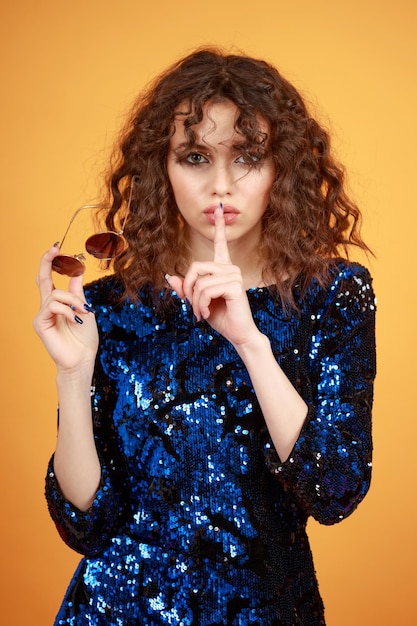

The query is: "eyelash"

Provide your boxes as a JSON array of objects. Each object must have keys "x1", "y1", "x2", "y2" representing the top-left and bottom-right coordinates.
[{"x1": 181, "y1": 151, "x2": 262, "y2": 167}]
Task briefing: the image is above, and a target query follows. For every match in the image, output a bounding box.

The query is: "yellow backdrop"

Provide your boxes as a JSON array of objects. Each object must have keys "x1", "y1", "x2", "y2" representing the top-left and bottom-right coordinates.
[{"x1": 1, "y1": 0, "x2": 416, "y2": 623}]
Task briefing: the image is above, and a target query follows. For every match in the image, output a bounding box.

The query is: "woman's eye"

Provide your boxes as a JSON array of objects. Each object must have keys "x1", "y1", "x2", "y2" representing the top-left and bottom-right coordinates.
[
  {"x1": 236, "y1": 153, "x2": 261, "y2": 166},
  {"x1": 185, "y1": 152, "x2": 209, "y2": 165}
]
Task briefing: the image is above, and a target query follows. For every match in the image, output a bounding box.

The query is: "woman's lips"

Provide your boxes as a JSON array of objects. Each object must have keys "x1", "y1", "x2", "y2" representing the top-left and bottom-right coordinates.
[{"x1": 204, "y1": 205, "x2": 239, "y2": 225}]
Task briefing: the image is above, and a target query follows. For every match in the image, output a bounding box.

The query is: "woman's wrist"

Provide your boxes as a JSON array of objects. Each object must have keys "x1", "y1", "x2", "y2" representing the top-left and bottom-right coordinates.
[
  {"x1": 233, "y1": 331, "x2": 271, "y2": 362},
  {"x1": 56, "y1": 362, "x2": 95, "y2": 394}
]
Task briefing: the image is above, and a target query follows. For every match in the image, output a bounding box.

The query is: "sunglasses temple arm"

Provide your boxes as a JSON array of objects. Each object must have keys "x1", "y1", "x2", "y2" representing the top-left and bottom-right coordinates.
[
  {"x1": 119, "y1": 175, "x2": 140, "y2": 233},
  {"x1": 57, "y1": 176, "x2": 138, "y2": 248},
  {"x1": 57, "y1": 204, "x2": 106, "y2": 249}
]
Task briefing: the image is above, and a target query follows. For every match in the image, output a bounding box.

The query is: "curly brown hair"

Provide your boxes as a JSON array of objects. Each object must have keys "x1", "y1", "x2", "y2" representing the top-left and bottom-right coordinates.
[{"x1": 100, "y1": 47, "x2": 370, "y2": 309}]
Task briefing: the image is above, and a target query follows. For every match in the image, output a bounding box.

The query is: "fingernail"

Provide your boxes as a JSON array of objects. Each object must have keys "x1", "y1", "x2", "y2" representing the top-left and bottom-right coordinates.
[
  {"x1": 53, "y1": 241, "x2": 60, "y2": 247},
  {"x1": 70, "y1": 304, "x2": 76, "y2": 311},
  {"x1": 74, "y1": 315, "x2": 83, "y2": 324},
  {"x1": 219, "y1": 202, "x2": 223, "y2": 211},
  {"x1": 164, "y1": 273, "x2": 171, "y2": 284},
  {"x1": 84, "y1": 303, "x2": 95, "y2": 313}
]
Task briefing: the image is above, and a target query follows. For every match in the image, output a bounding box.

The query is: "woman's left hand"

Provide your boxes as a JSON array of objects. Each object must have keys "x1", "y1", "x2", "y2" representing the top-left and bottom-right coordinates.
[{"x1": 166, "y1": 207, "x2": 263, "y2": 347}]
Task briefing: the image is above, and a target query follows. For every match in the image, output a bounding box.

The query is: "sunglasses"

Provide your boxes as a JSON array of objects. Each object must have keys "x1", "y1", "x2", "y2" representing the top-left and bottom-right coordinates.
[{"x1": 52, "y1": 179, "x2": 136, "y2": 277}]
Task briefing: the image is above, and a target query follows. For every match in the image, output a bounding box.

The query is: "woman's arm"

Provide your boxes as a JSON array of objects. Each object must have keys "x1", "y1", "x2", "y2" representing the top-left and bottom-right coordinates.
[
  {"x1": 53, "y1": 365, "x2": 101, "y2": 510},
  {"x1": 33, "y1": 245, "x2": 101, "y2": 510},
  {"x1": 45, "y1": 356, "x2": 129, "y2": 556},
  {"x1": 35, "y1": 247, "x2": 128, "y2": 554},
  {"x1": 233, "y1": 333, "x2": 308, "y2": 462},
  {"x1": 263, "y1": 265, "x2": 376, "y2": 524},
  {"x1": 167, "y1": 210, "x2": 375, "y2": 523}
]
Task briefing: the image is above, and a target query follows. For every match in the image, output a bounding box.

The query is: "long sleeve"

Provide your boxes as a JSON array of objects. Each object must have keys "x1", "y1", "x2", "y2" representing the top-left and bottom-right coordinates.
[
  {"x1": 264, "y1": 263, "x2": 376, "y2": 525},
  {"x1": 45, "y1": 354, "x2": 130, "y2": 557}
]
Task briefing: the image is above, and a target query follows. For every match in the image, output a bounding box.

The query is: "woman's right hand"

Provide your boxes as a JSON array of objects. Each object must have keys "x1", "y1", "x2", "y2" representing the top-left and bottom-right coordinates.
[{"x1": 33, "y1": 245, "x2": 99, "y2": 373}]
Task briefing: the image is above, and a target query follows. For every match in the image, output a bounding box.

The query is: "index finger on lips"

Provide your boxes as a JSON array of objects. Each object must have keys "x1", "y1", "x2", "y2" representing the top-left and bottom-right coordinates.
[{"x1": 213, "y1": 205, "x2": 231, "y2": 264}]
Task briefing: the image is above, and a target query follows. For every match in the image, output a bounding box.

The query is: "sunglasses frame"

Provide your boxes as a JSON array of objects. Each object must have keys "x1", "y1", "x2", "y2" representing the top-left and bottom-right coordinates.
[{"x1": 52, "y1": 178, "x2": 137, "y2": 277}]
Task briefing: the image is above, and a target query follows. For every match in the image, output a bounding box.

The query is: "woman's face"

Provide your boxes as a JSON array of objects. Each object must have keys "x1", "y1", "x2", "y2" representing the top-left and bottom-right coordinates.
[{"x1": 166, "y1": 99, "x2": 275, "y2": 259}]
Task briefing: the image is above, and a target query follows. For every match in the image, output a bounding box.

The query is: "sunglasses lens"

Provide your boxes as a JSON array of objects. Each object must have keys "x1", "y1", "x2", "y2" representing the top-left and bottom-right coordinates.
[
  {"x1": 52, "y1": 255, "x2": 85, "y2": 277},
  {"x1": 85, "y1": 233, "x2": 126, "y2": 259}
]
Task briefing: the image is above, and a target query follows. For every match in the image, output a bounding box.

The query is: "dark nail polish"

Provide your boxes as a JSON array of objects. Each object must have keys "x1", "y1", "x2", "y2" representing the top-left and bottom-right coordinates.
[
  {"x1": 84, "y1": 303, "x2": 95, "y2": 313},
  {"x1": 53, "y1": 241, "x2": 60, "y2": 247},
  {"x1": 74, "y1": 315, "x2": 83, "y2": 324}
]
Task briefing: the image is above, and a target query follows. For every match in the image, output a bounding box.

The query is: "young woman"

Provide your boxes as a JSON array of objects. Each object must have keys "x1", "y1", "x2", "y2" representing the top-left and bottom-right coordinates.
[{"x1": 34, "y1": 48, "x2": 376, "y2": 625}]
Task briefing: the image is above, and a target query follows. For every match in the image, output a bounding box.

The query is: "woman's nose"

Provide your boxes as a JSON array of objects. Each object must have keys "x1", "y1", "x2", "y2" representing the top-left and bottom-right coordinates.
[{"x1": 210, "y1": 164, "x2": 233, "y2": 198}]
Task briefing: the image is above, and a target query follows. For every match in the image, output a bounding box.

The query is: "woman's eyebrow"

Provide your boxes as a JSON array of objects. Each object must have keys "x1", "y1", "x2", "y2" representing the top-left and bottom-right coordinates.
[
  {"x1": 173, "y1": 139, "x2": 246, "y2": 153},
  {"x1": 173, "y1": 142, "x2": 212, "y2": 154}
]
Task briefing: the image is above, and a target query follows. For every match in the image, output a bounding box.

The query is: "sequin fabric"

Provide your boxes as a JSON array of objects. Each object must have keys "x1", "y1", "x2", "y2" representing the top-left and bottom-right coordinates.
[{"x1": 45, "y1": 260, "x2": 376, "y2": 625}]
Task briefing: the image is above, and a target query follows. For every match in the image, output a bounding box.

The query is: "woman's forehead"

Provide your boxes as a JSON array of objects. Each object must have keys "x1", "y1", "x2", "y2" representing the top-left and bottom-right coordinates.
[{"x1": 172, "y1": 99, "x2": 269, "y2": 143}]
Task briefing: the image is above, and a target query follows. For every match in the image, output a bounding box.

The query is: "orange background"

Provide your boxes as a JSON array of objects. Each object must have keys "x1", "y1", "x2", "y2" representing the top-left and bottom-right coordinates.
[{"x1": 1, "y1": 1, "x2": 416, "y2": 624}]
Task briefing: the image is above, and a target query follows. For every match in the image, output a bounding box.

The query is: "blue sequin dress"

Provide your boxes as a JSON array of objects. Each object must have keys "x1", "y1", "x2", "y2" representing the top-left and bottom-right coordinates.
[{"x1": 45, "y1": 260, "x2": 376, "y2": 625}]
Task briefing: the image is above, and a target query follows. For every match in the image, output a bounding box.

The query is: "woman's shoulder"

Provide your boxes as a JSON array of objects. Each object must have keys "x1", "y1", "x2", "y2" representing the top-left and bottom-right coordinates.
[
  {"x1": 304, "y1": 258, "x2": 373, "y2": 298},
  {"x1": 329, "y1": 257, "x2": 373, "y2": 281},
  {"x1": 325, "y1": 258, "x2": 374, "y2": 298},
  {"x1": 83, "y1": 277, "x2": 166, "y2": 336},
  {"x1": 304, "y1": 258, "x2": 376, "y2": 322},
  {"x1": 250, "y1": 259, "x2": 374, "y2": 319}
]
